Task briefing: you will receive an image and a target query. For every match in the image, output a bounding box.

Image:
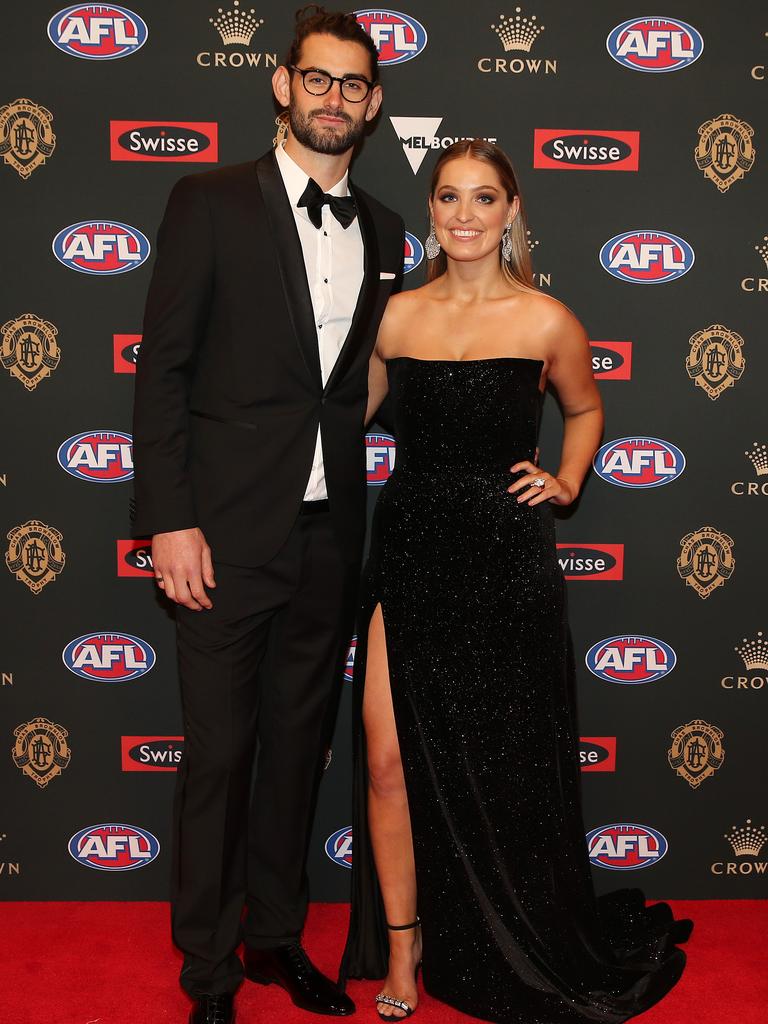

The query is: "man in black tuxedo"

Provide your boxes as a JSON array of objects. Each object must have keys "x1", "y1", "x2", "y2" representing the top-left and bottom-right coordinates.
[{"x1": 132, "y1": 8, "x2": 404, "y2": 1023}]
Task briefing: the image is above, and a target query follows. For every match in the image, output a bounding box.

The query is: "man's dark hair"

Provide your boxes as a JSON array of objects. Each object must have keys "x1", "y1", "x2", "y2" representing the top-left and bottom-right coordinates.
[{"x1": 286, "y1": 5, "x2": 379, "y2": 82}]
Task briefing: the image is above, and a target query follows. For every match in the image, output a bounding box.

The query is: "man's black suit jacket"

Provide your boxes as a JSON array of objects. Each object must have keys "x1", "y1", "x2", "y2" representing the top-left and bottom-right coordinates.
[{"x1": 132, "y1": 149, "x2": 405, "y2": 567}]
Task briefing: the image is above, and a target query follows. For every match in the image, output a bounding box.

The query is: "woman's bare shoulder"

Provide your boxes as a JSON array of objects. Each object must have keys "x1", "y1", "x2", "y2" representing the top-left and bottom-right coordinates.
[
  {"x1": 517, "y1": 290, "x2": 585, "y2": 335},
  {"x1": 378, "y1": 283, "x2": 436, "y2": 345}
]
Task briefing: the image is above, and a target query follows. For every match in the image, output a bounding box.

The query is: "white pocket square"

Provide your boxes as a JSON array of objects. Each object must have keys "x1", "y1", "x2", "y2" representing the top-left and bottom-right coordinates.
[{"x1": 379, "y1": 271, "x2": 396, "y2": 279}]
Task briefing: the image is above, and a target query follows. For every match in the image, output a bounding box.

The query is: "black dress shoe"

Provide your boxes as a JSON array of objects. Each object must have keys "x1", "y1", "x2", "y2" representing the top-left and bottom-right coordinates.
[
  {"x1": 244, "y1": 943, "x2": 355, "y2": 1016},
  {"x1": 189, "y1": 993, "x2": 235, "y2": 1024}
]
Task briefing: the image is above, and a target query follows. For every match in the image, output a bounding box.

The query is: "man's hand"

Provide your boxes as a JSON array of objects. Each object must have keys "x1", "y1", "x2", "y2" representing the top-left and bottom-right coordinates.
[{"x1": 152, "y1": 528, "x2": 216, "y2": 610}]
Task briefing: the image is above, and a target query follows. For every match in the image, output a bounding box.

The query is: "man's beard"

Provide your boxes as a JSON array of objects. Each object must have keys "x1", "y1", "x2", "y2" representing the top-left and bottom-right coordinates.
[{"x1": 288, "y1": 100, "x2": 365, "y2": 155}]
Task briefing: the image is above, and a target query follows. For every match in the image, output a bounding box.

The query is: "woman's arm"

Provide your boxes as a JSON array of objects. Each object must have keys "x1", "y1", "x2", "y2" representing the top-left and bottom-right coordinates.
[
  {"x1": 364, "y1": 292, "x2": 412, "y2": 425},
  {"x1": 510, "y1": 300, "x2": 603, "y2": 507},
  {"x1": 365, "y1": 344, "x2": 389, "y2": 426}
]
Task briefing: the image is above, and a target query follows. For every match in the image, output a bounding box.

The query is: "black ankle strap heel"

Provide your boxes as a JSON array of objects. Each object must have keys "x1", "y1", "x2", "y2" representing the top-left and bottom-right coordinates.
[
  {"x1": 386, "y1": 916, "x2": 420, "y2": 931},
  {"x1": 375, "y1": 917, "x2": 422, "y2": 1019}
]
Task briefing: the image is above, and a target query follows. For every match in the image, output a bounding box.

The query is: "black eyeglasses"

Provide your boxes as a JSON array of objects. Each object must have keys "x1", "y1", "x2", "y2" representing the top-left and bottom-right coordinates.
[{"x1": 288, "y1": 65, "x2": 374, "y2": 103}]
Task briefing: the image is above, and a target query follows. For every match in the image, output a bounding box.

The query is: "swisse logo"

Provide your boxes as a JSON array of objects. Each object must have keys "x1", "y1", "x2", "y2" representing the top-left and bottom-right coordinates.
[
  {"x1": 590, "y1": 341, "x2": 632, "y2": 380},
  {"x1": 68, "y1": 823, "x2": 160, "y2": 871},
  {"x1": 48, "y1": 4, "x2": 148, "y2": 60},
  {"x1": 366, "y1": 432, "x2": 396, "y2": 486},
  {"x1": 62, "y1": 632, "x2": 155, "y2": 682},
  {"x1": 587, "y1": 823, "x2": 668, "y2": 870},
  {"x1": 52, "y1": 221, "x2": 150, "y2": 275},
  {"x1": 580, "y1": 737, "x2": 617, "y2": 772},
  {"x1": 344, "y1": 637, "x2": 357, "y2": 683},
  {"x1": 110, "y1": 121, "x2": 218, "y2": 162},
  {"x1": 355, "y1": 10, "x2": 427, "y2": 65},
  {"x1": 114, "y1": 334, "x2": 141, "y2": 373},
  {"x1": 57, "y1": 430, "x2": 133, "y2": 482},
  {"x1": 117, "y1": 539, "x2": 153, "y2": 576},
  {"x1": 121, "y1": 736, "x2": 184, "y2": 771},
  {"x1": 600, "y1": 230, "x2": 694, "y2": 284},
  {"x1": 533, "y1": 129, "x2": 639, "y2": 171},
  {"x1": 607, "y1": 17, "x2": 703, "y2": 73},
  {"x1": 325, "y1": 826, "x2": 353, "y2": 868},
  {"x1": 556, "y1": 544, "x2": 624, "y2": 581},
  {"x1": 404, "y1": 232, "x2": 424, "y2": 275},
  {"x1": 594, "y1": 437, "x2": 685, "y2": 488},
  {"x1": 586, "y1": 635, "x2": 677, "y2": 685}
]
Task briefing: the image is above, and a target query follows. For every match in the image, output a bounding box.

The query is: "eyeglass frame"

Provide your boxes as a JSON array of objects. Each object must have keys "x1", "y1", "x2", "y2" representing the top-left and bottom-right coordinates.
[{"x1": 287, "y1": 64, "x2": 376, "y2": 103}]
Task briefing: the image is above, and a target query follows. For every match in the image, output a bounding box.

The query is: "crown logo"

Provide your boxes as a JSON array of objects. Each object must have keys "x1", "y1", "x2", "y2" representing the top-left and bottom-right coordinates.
[
  {"x1": 724, "y1": 819, "x2": 767, "y2": 857},
  {"x1": 755, "y1": 235, "x2": 768, "y2": 270},
  {"x1": 526, "y1": 228, "x2": 539, "y2": 255},
  {"x1": 745, "y1": 441, "x2": 768, "y2": 476},
  {"x1": 491, "y1": 8, "x2": 545, "y2": 52},
  {"x1": 734, "y1": 630, "x2": 768, "y2": 670},
  {"x1": 209, "y1": 1, "x2": 263, "y2": 45}
]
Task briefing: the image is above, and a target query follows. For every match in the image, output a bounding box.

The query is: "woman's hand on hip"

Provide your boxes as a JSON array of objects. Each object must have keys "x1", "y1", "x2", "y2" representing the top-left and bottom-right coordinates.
[{"x1": 508, "y1": 461, "x2": 577, "y2": 507}]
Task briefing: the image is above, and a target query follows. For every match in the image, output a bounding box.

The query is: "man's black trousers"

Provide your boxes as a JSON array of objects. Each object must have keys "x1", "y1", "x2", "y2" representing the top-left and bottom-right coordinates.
[{"x1": 170, "y1": 506, "x2": 359, "y2": 996}]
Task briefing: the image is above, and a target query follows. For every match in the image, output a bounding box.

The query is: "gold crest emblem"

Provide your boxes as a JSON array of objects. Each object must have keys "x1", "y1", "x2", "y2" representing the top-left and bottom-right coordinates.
[
  {"x1": 0, "y1": 99, "x2": 56, "y2": 179},
  {"x1": 686, "y1": 324, "x2": 745, "y2": 400},
  {"x1": 695, "y1": 114, "x2": 755, "y2": 193},
  {"x1": 677, "y1": 525, "x2": 735, "y2": 599},
  {"x1": 5, "y1": 520, "x2": 66, "y2": 594},
  {"x1": 668, "y1": 719, "x2": 724, "y2": 788},
  {"x1": 12, "y1": 717, "x2": 71, "y2": 788},
  {"x1": 1, "y1": 313, "x2": 60, "y2": 391}
]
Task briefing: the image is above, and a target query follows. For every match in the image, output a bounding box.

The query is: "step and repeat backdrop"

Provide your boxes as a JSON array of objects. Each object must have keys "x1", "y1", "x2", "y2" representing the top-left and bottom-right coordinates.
[{"x1": 2, "y1": 2, "x2": 767, "y2": 902}]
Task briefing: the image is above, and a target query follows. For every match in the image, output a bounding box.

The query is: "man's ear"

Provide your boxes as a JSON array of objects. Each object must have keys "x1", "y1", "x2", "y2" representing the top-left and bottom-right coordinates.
[
  {"x1": 272, "y1": 65, "x2": 291, "y2": 108},
  {"x1": 365, "y1": 83, "x2": 383, "y2": 122}
]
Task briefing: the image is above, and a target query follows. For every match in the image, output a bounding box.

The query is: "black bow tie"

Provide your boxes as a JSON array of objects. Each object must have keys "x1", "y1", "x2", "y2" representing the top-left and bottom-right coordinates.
[{"x1": 297, "y1": 176, "x2": 357, "y2": 230}]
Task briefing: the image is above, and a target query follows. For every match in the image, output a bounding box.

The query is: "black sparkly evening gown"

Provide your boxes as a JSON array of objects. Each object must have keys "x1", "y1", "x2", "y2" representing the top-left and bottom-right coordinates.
[{"x1": 338, "y1": 357, "x2": 693, "y2": 1024}]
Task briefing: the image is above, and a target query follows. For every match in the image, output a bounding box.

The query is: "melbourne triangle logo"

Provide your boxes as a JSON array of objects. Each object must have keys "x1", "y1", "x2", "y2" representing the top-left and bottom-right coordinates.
[{"x1": 390, "y1": 116, "x2": 443, "y2": 174}]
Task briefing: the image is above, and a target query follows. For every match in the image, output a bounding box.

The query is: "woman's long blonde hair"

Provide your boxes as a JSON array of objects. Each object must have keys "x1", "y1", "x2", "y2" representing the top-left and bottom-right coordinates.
[{"x1": 426, "y1": 139, "x2": 537, "y2": 291}]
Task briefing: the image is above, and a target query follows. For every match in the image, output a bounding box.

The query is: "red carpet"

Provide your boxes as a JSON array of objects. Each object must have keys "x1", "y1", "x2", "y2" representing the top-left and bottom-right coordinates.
[{"x1": 1, "y1": 900, "x2": 765, "y2": 1024}]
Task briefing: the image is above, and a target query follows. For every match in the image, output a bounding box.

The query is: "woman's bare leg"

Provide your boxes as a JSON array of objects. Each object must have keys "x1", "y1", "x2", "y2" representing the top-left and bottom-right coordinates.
[{"x1": 363, "y1": 603, "x2": 422, "y2": 1018}]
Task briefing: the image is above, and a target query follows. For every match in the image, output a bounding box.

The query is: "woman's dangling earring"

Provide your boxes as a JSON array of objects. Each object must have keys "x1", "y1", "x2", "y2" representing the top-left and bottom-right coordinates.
[
  {"x1": 501, "y1": 222, "x2": 513, "y2": 262},
  {"x1": 273, "y1": 110, "x2": 289, "y2": 148},
  {"x1": 425, "y1": 218, "x2": 441, "y2": 259}
]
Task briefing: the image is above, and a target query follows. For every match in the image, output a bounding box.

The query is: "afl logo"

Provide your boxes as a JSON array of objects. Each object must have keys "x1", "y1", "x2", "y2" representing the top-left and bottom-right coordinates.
[
  {"x1": 62, "y1": 632, "x2": 156, "y2": 682},
  {"x1": 587, "y1": 823, "x2": 668, "y2": 870},
  {"x1": 48, "y1": 5, "x2": 148, "y2": 60},
  {"x1": 366, "y1": 432, "x2": 396, "y2": 486},
  {"x1": 355, "y1": 10, "x2": 427, "y2": 65},
  {"x1": 404, "y1": 232, "x2": 424, "y2": 275},
  {"x1": 69, "y1": 823, "x2": 160, "y2": 871},
  {"x1": 586, "y1": 635, "x2": 676, "y2": 685},
  {"x1": 57, "y1": 430, "x2": 134, "y2": 482},
  {"x1": 325, "y1": 826, "x2": 353, "y2": 869},
  {"x1": 600, "y1": 230, "x2": 694, "y2": 284},
  {"x1": 344, "y1": 637, "x2": 357, "y2": 683},
  {"x1": 53, "y1": 221, "x2": 150, "y2": 275},
  {"x1": 607, "y1": 17, "x2": 703, "y2": 73},
  {"x1": 594, "y1": 437, "x2": 685, "y2": 488}
]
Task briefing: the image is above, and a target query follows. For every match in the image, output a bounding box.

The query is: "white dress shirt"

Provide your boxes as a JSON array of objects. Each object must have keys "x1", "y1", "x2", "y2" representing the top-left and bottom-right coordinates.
[{"x1": 274, "y1": 141, "x2": 365, "y2": 501}]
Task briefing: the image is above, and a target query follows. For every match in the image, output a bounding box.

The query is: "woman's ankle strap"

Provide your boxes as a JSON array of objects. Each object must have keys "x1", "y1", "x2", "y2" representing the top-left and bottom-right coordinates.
[{"x1": 385, "y1": 916, "x2": 420, "y2": 931}]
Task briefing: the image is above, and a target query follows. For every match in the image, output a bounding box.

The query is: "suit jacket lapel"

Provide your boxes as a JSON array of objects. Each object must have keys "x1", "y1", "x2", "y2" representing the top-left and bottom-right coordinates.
[
  {"x1": 323, "y1": 183, "x2": 380, "y2": 397},
  {"x1": 255, "y1": 150, "x2": 322, "y2": 388}
]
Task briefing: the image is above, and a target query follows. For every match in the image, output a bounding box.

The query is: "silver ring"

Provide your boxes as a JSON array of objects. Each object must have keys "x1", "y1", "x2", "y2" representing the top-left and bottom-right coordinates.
[{"x1": 532, "y1": 476, "x2": 546, "y2": 488}]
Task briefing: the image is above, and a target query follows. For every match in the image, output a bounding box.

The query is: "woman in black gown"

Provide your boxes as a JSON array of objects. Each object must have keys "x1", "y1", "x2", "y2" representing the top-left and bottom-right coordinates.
[{"x1": 338, "y1": 140, "x2": 692, "y2": 1023}]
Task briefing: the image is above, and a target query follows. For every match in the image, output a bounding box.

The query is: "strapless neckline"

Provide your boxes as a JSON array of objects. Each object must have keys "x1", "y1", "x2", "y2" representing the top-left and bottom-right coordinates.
[{"x1": 387, "y1": 355, "x2": 544, "y2": 365}]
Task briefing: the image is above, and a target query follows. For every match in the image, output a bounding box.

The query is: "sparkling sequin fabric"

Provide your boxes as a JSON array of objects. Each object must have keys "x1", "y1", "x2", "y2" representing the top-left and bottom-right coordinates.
[{"x1": 338, "y1": 358, "x2": 692, "y2": 1023}]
